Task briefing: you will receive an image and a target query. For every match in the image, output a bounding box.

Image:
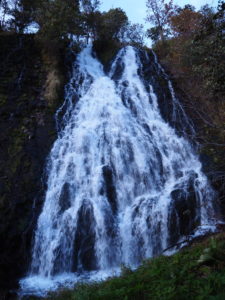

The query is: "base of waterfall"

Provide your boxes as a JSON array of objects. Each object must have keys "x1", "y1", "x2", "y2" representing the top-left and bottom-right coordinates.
[
  {"x1": 19, "y1": 232, "x2": 225, "y2": 300},
  {"x1": 18, "y1": 225, "x2": 218, "y2": 298},
  {"x1": 19, "y1": 269, "x2": 121, "y2": 298}
]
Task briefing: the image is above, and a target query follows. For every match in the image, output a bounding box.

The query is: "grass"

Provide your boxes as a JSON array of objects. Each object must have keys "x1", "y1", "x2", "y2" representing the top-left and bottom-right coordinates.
[{"x1": 34, "y1": 233, "x2": 225, "y2": 300}]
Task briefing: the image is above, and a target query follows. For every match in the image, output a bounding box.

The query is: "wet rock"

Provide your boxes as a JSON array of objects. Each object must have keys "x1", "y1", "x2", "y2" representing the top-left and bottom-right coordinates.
[
  {"x1": 58, "y1": 182, "x2": 71, "y2": 213},
  {"x1": 72, "y1": 200, "x2": 97, "y2": 271},
  {"x1": 168, "y1": 178, "x2": 199, "y2": 246},
  {"x1": 102, "y1": 165, "x2": 117, "y2": 214}
]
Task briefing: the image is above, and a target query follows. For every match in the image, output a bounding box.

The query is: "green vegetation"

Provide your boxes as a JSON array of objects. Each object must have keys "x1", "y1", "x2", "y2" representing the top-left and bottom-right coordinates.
[
  {"x1": 0, "y1": 0, "x2": 144, "y2": 51},
  {"x1": 26, "y1": 234, "x2": 225, "y2": 300}
]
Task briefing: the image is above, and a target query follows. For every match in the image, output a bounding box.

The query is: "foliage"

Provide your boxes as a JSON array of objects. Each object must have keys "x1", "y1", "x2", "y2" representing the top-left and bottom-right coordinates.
[
  {"x1": 80, "y1": 0, "x2": 100, "y2": 13},
  {"x1": 93, "y1": 39, "x2": 121, "y2": 66},
  {"x1": 0, "y1": 0, "x2": 9, "y2": 30},
  {"x1": 91, "y1": 9, "x2": 145, "y2": 63},
  {"x1": 151, "y1": 2, "x2": 225, "y2": 97},
  {"x1": 79, "y1": 0, "x2": 100, "y2": 42},
  {"x1": 7, "y1": 0, "x2": 34, "y2": 33},
  {"x1": 0, "y1": 0, "x2": 81, "y2": 38},
  {"x1": 123, "y1": 23, "x2": 145, "y2": 45},
  {"x1": 190, "y1": 3, "x2": 225, "y2": 98},
  {"x1": 0, "y1": 1, "x2": 142, "y2": 48},
  {"x1": 146, "y1": 0, "x2": 176, "y2": 41},
  {"x1": 33, "y1": 0, "x2": 80, "y2": 41},
  {"x1": 97, "y1": 8, "x2": 128, "y2": 41},
  {"x1": 170, "y1": 7, "x2": 203, "y2": 37},
  {"x1": 147, "y1": 26, "x2": 162, "y2": 42}
]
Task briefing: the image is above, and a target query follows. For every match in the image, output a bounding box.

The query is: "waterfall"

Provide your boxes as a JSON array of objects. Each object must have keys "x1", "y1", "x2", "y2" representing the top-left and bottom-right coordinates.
[{"x1": 20, "y1": 45, "x2": 217, "y2": 297}]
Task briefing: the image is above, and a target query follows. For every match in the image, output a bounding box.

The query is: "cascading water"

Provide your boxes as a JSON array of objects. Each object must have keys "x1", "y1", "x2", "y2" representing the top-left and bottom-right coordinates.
[{"x1": 20, "y1": 45, "x2": 217, "y2": 297}]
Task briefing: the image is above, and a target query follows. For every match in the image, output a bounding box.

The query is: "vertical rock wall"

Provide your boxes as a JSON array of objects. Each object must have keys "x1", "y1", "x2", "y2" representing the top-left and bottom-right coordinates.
[{"x1": 0, "y1": 34, "x2": 67, "y2": 298}]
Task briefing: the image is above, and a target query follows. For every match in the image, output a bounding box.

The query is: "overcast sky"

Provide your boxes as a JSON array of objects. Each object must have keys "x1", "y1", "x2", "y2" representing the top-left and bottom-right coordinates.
[{"x1": 101, "y1": 0, "x2": 216, "y2": 28}]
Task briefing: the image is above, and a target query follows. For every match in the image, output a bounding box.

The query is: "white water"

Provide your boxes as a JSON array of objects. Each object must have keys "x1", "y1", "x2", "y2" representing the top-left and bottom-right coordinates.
[{"x1": 20, "y1": 45, "x2": 216, "y2": 297}]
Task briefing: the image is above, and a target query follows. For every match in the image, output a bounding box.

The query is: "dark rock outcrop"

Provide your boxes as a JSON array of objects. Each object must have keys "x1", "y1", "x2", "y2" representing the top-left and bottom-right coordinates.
[{"x1": 0, "y1": 34, "x2": 67, "y2": 297}]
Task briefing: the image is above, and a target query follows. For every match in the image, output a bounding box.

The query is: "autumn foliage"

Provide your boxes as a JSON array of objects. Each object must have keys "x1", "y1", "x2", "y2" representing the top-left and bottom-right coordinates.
[{"x1": 170, "y1": 8, "x2": 203, "y2": 37}]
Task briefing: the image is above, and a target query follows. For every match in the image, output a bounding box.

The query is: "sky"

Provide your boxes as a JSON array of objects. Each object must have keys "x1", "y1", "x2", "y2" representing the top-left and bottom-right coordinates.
[{"x1": 101, "y1": 0, "x2": 216, "y2": 31}]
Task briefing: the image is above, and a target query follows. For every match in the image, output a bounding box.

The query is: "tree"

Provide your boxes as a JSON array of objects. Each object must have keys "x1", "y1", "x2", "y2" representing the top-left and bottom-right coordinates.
[
  {"x1": 189, "y1": 2, "x2": 225, "y2": 98},
  {"x1": 179, "y1": 4, "x2": 195, "y2": 12},
  {"x1": 146, "y1": 0, "x2": 176, "y2": 41},
  {"x1": 218, "y1": 0, "x2": 225, "y2": 12},
  {"x1": 123, "y1": 23, "x2": 145, "y2": 45},
  {"x1": 33, "y1": 0, "x2": 81, "y2": 41},
  {"x1": 80, "y1": 0, "x2": 100, "y2": 13},
  {"x1": 0, "y1": 0, "x2": 9, "y2": 30},
  {"x1": 80, "y1": 0, "x2": 101, "y2": 42},
  {"x1": 92, "y1": 8, "x2": 128, "y2": 64},
  {"x1": 170, "y1": 6, "x2": 203, "y2": 37},
  {"x1": 8, "y1": 0, "x2": 35, "y2": 33},
  {"x1": 147, "y1": 25, "x2": 169, "y2": 42},
  {"x1": 96, "y1": 8, "x2": 128, "y2": 41}
]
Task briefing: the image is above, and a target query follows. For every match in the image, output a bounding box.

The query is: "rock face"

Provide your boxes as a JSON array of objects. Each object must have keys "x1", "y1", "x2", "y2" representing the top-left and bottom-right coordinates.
[{"x1": 0, "y1": 34, "x2": 66, "y2": 298}]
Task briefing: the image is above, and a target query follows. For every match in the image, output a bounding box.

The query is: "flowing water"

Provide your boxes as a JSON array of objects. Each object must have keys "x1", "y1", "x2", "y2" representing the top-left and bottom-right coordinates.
[{"x1": 20, "y1": 45, "x2": 217, "y2": 297}]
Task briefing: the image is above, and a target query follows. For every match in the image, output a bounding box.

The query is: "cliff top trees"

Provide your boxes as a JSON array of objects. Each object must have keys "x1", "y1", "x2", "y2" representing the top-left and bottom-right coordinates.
[
  {"x1": 124, "y1": 23, "x2": 145, "y2": 45},
  {"x1": 8, "y1": 0, "x2": 35, "y2": 33},
  {"x1": 79, "y1": 0, "x2": 101, "y2": 42},
  {"x1": 0, "y1": 0, "x2": 9, "y2": 30},
  {"x1": 170, "y1": 6, "x2": 203, "y2": 37},
  {"x1": 98, "y1": 8, "x2": 128, "y2": 41},
  {"x1": 80, "y1": 0, "x2": 100, "y2": 13},
  {"x1": 0, "y1": 0, "x2": 144, "y2": 50},
  {"x1": 146, "y1": 0, "x2": 176, "y2": 41},
  {"x1": 32, "y1": 0, "x2": 81, "y2": 41},
  {"x1": 0, "y1": 0, "x2": 81, "y2": 38}
]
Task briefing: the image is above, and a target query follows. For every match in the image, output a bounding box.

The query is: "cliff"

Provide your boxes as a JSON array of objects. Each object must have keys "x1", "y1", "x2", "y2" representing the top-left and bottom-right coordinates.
[{"x1": 0, "y1": 34, "x2": 67, "y2": 298}]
